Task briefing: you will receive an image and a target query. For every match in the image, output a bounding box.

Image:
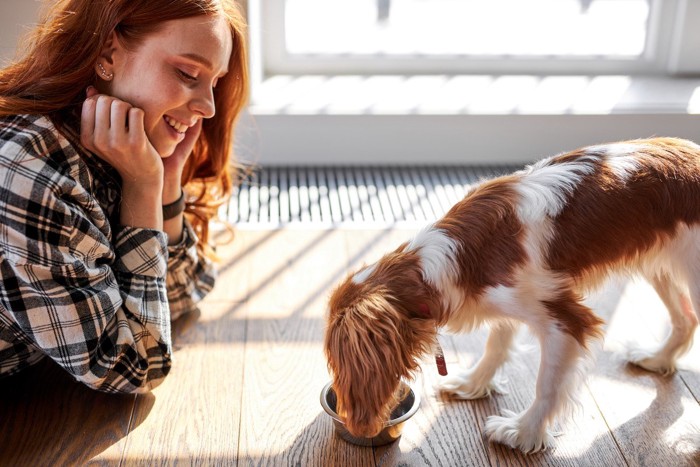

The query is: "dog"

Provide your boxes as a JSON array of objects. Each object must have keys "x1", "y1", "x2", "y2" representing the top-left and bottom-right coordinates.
[{"x1": 324, "y1": 137, "x2": 700, "y2": 453}]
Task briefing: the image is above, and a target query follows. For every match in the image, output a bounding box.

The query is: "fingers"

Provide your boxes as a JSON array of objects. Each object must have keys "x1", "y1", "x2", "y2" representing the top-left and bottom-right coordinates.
[
  {"x1": 79, "y1": 88, "x2": 163, "y2": 183},
  {"x1": 81, "y1": 89, "x2": 142, "y2": 154},
  {"x1": 80, "y1": 93, "x2": 97, "y2": 149},
  {"x1": 109, "y1": 97, "x2": 130, "y2": 130},
  {"x1": 128, "y1": 107, "x2": 145, "y2": 146},
  {"x1": 168, "y1": 117, "x2": 201, "y2": 164},
  {"x1": 182, "y1": 118, "x2": 202, "y2": 146},
  {"x1": 93, "y1": 95, "x2": 120, "y2": 150},
  {"x1": 80, "y1": 86, "x2": 101, "y2": 149}
]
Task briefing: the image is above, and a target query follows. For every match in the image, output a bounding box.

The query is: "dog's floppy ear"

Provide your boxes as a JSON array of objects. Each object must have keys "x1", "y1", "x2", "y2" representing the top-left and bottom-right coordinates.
[
  {"x1": 325, "y1": 281, "x2": 436, "y2": 436},
  {"x1": 324, "y1": 293, "x2": 403, "y2": 436}
]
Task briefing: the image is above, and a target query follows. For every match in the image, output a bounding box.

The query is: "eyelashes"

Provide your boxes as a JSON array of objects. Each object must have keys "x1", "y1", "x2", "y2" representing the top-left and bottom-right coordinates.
[
  {"x1": 177, "y1": 69, "x2": 198, "y2": 83},
  {"x1": 177, "y1": 68, "x2": 218, "y2": 89}
]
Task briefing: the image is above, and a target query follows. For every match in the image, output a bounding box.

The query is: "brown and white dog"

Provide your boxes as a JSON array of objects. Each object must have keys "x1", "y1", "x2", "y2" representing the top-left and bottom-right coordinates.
[{"x1": 324, "y1": 137, "x2": 700, "y2": 453}]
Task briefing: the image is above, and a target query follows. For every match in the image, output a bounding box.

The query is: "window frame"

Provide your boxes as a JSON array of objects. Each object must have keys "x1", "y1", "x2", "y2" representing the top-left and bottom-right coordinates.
[{"x1": 251, "y1": 0, "x2": 698, "y2": 78}]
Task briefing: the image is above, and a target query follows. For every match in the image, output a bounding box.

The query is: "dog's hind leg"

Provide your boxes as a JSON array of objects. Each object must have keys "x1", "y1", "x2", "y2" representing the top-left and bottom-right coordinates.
[
  {"x1": 628, "y1": 273, "x2": 698, "y2": 374},
  {"x1": 438, "y1": 320, "x2": 517, "y2": 399}
]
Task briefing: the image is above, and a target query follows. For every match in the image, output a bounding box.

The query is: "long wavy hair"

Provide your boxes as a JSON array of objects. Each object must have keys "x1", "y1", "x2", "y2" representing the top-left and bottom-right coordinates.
[{"x1": 0, "y1": 0, "x2": 249, "y2": 253}]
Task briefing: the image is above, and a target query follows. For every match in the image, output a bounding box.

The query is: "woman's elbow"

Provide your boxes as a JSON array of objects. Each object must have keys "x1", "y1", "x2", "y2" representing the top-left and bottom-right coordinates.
[{"x1": 71, "y1": 351, "x2": 173, "y2": 394}]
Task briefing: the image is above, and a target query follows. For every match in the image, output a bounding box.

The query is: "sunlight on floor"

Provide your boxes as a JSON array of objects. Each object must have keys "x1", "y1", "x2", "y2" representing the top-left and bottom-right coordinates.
[
  {"x1": 604, "y1": 278, "x2": 700, "y2": 372},
  {"x1": 585, "y1": 277, "x2": 700, "y2": 456}
]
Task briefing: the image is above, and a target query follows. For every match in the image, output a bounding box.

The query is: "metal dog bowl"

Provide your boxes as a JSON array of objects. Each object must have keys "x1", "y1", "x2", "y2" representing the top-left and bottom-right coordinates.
[{"x1": 320, "y1": 380, "x2": 420, "y2": 446}]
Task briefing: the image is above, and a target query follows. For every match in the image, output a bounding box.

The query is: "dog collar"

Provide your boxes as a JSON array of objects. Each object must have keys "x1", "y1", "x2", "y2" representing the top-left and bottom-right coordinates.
[
  {"x1": 418, "y1": 303, "x2": 432, "y2": 318},
  {"x1": 418, "y1": 303, "x2": 448, "y2": 376}
]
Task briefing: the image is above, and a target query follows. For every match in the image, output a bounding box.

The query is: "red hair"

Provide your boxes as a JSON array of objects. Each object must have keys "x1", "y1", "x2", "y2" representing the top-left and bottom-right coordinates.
[{"x1": 0, "y1": 0, "x2": 249, "y2": 252}]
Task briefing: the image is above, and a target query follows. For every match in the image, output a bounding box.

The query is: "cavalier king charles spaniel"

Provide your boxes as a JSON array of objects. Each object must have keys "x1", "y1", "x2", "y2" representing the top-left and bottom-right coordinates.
[{"x1": 324, "y1": 137, "x2": 700, "y2": 453}]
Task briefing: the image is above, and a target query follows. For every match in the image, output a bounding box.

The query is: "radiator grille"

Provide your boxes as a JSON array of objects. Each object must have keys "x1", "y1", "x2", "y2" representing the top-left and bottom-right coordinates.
[{"x1": 223, "y1": 165, "x2": 519, "y2": 228}]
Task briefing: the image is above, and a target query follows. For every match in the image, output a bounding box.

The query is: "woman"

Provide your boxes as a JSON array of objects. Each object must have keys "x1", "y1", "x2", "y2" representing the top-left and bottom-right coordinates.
[{"x1": 0, "y1": 0, "x2": 248, "y2": 393}]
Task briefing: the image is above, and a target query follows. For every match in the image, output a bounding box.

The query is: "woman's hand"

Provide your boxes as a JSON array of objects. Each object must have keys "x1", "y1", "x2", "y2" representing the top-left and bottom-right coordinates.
[
  {"x1": 162, "y1": 118, "x2": 201, "y2": 205},
  {"x1": 161, "y1": 118, "x2": 200, "y2": 245},
  {"x1": 163, "y1": 119, "x2": 201, "y2": 186},
  {"x1": 81, "y1": 86, "x2": 164, "y2": 230},
  {"x1": 81, "y1": 86, "x2": 163, "y2": 185}
]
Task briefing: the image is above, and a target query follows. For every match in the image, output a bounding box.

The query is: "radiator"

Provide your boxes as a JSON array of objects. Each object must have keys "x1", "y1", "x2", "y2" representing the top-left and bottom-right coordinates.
[{"x1": 223, "y1": 165, "x2": 518, "y2": 228}]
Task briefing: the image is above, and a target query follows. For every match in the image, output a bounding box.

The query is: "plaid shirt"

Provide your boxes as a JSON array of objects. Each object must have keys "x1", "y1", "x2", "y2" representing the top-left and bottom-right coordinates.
[{"x1": 0, "y1": 114, "x2": 216, "y2": 393}]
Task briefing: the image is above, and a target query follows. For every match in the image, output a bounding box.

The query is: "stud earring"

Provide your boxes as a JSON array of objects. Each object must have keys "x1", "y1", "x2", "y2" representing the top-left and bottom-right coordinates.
[{"x1": 97, "y1": 62, "x2": 114, "y2": 80}]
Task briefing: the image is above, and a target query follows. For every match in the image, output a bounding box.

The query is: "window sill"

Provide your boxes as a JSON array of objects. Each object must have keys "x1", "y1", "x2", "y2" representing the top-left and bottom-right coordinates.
[{"x1": 237, "y1": 74, "x2": 700, "y2": 166}]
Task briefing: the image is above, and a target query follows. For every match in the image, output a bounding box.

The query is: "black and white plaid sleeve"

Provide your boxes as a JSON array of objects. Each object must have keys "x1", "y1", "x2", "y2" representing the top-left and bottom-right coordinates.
[
  {"x1": 0, "y1": 115, "x2": 173, "y2": 393},
  {"x1": 166, "y1": 218, "x2": 216, "y2": 321}
]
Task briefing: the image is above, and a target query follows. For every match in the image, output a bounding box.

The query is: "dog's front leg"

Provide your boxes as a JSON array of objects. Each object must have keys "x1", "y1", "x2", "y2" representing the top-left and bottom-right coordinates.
[
  {"x1": 484, "y1": 327, "x2": 588, "y2": 453},
  {"x1": 438, "y1": 321, "x2": 517, "y2": 399}
]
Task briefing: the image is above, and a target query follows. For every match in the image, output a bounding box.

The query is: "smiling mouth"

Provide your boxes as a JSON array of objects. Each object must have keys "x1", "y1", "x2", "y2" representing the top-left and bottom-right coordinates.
[{"x1": 164, "y1": 116, "x2": 190, "y2": 134}]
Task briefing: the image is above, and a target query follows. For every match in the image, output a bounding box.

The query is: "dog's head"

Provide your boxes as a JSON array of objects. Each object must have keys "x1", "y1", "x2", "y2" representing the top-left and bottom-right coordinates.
[{"x1": 324, "y1": 246, "x2": 438, "y2": 437}]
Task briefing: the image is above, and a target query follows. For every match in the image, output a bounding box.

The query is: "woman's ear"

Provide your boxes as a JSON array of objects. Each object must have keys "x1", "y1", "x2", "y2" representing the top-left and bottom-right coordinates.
[{"x1": 95, "y1": 30, "x2": 120, "y2": 82}]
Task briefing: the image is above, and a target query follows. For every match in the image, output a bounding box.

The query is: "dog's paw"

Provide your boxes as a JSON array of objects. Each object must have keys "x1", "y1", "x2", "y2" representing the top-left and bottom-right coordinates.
[
  {"x1": 436, "y1": 368, "x2": 508, "y2": 399},
  {"x1": 626, "y1": 346, "x2": 677, "y2": 375},
  {"x1": 484, "y1": 410, "x2": 556, "y2": 454}
]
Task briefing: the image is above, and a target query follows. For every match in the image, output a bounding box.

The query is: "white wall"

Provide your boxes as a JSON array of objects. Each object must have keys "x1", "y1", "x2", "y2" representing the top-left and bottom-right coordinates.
[{"x1": 236, "y1": 112, "x2": 700, "y2": 166}]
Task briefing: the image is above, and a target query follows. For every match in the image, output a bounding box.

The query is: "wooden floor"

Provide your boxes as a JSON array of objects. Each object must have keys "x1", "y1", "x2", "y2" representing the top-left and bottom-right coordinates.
[{"x1": 1, "y1": 226, "x2": 699, "y2": 466}]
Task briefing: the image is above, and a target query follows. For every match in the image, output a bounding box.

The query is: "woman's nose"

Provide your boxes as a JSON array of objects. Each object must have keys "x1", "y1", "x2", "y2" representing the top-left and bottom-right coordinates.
[{"x1": 190, "y1": 87, "x2": 216, "y2": 119}]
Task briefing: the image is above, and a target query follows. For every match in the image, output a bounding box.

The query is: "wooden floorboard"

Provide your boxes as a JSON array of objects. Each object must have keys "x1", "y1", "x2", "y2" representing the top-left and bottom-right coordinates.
[
  {"x1": 1, "y1": 227, "x2": 699, "y2": 466},
  {"x1": 237, "y1": 229, "x2": 376, "y2": 466},
  {"x1": 585, "y1": 278, "x2": 700, "y2": 467},
  {"x1": 112, "y1": 301, "x2": 247, "y2": 466},
  {"x1": 0, "y1": 358, "x2": 136, "y2": 465}
]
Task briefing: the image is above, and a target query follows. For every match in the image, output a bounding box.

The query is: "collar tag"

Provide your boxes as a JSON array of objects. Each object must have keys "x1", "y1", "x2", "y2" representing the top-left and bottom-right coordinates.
[
  {"x1": 418, "y1": 304, "x2": 447, "y2": 375},
  {"x1": 434, "y1": 341, "x2": 448, "y2": 376}
]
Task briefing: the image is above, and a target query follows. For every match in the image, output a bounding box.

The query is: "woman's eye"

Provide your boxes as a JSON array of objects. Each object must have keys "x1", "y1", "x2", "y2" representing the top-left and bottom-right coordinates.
[{"x1": 177, "y1": 69, "x2": 197, "y2": 83}]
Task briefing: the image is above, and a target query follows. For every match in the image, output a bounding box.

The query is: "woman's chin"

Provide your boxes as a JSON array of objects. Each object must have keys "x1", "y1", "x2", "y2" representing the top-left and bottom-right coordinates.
[{"x1": 155, "y1": 143, "x2": 176, "y2": 159}]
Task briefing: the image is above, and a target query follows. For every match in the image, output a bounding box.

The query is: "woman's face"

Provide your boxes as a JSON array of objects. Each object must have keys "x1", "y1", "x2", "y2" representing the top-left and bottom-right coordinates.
[{"x1": 107, "y1": 15, "x2": 233, "y2": 158}]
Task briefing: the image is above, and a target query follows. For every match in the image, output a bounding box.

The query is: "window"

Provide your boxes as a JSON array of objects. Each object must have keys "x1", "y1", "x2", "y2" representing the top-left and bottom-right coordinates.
[
  {"x1": 253, "y1": 0, "x2": 699, "y2": 76},
  {"x1": 242, "y1": 0, "x2": 700, "y2": 167}
]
